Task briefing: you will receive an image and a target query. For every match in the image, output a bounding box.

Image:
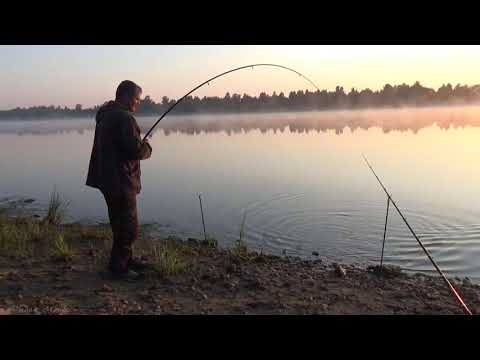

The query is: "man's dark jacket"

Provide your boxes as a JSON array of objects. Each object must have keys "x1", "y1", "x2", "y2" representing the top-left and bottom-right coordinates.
[{"x1": 86, "y1": 101, "x2": 152, "y2": 196}]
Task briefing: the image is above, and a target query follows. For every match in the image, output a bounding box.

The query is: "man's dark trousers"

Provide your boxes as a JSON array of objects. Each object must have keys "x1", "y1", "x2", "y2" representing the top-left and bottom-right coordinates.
[{"x1": 102, "y1": 191, "x2": 138, "y2": 273}]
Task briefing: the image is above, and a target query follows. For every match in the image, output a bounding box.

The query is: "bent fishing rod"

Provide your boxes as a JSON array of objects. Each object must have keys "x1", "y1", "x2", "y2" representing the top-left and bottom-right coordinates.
[
  {"x1": 141, "y1": 63, "x2": 320, "y2": 142},
  {"x1": 362, "y1": 154, "x2": 473, "y2": 315}
]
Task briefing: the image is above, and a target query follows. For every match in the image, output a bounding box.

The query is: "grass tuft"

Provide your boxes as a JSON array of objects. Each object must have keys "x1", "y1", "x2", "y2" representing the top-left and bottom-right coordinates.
[
  {"x1": 43, "y1": 188, "x2": 70, "y2": 226},
  {"x1": 149, "y1": 242, "x2": 188, "y2": 277},
  {"x1": 49, "y1": 232, "x2": 73, "y2": 262}
]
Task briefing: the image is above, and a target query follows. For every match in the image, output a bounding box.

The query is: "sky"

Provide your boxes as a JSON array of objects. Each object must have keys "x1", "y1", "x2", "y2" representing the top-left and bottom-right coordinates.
[{"x1": 1, "y1": 45, "x2": 480, "y2": 110}]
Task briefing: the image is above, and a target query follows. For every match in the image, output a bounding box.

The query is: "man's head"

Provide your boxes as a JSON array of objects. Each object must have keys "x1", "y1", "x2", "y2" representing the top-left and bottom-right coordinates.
[{"x1": 115, "y1": 80, "x2": 142, "y2": 112}]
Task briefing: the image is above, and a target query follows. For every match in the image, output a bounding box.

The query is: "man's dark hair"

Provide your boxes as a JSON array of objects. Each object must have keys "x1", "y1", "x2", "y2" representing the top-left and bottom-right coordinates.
[{"x1": 116, "y1": 80, "x2": 142, "y2": 99}]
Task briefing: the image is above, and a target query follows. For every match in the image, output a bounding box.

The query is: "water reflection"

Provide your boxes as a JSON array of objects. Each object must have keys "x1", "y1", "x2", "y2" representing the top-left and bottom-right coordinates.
[
  {"x1": 1, "y1": 106, "x2": 480, "y2": 136},
  {"x1": 2, "y1": 107, "x2": 480, "y2": 281}
]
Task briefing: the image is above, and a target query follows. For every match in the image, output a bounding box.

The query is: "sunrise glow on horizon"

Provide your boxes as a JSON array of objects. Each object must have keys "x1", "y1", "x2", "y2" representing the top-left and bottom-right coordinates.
[{"x1": 2, "y1": 45, "x2": 480, "y2": 110}]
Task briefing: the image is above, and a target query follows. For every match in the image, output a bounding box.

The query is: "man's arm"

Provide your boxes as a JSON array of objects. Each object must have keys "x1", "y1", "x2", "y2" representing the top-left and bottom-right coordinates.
[{"x1": 119, "y1": 116, "x2": 152, "y2": 160}]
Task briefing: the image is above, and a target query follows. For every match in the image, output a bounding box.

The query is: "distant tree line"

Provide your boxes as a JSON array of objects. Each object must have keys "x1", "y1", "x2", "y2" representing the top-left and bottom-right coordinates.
[
  {"x1": 2, "y1": 82, "x2": 480, "y2": 120},
  {"x1": 0, "y1": 104, "x2": 99, "y2": 120}
]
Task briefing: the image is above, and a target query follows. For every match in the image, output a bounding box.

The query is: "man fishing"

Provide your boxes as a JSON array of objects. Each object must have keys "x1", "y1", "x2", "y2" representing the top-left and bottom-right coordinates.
[
  {"x1": 83, "y1": 65, "x2": 316, "y2": 281},
  {"x1": 86, "y1": 80, "x2": 152, "y2": 280}
]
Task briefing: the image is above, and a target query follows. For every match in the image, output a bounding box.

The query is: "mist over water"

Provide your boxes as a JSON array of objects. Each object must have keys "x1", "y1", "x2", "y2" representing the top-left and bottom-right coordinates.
[
  {"x1": 2, "y1": 106, "x2": 480, "y2": 281},
  {"x1": 3, "y1": 105, "x2": 480, "y2": 136}
]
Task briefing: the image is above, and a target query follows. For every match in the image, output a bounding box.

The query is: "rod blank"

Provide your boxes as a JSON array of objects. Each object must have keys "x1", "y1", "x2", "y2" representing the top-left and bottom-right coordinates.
[{"x1": 141, "y1": 63, "x2": 320, "y2": 142}]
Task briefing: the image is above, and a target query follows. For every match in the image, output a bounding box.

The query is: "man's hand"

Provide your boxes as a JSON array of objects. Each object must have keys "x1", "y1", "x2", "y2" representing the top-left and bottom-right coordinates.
[
  {"x1": 143, "y1": 139, "x2": 151, "y2": 149},
  {"x1": 141, "y1": 140, "x2": 152, "y2": 160}
]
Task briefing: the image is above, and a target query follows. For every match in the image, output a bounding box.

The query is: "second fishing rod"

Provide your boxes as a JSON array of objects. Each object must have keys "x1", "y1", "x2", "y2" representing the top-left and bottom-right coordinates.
[{"x1": 362, "y1": 154, "x2": 473, "y2": 315}]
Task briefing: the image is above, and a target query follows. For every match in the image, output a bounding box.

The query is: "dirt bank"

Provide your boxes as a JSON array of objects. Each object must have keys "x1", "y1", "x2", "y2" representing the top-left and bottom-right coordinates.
[{"x1": 1, "y1": 215, "x2": 479, "y2": 315}]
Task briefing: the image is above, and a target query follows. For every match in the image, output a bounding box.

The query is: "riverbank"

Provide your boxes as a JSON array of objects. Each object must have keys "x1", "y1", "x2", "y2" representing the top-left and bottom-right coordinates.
[{"x1": 1, "y1": 212, "x2": 479, "y2": 315}]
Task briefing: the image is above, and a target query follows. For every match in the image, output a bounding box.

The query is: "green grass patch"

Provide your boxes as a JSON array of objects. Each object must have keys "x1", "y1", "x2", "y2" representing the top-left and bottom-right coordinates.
[
  {"x1": 150, "y1": 242, "x2": 188, "y2": 277},
  {"x1": 0, "y1": 215, "x2": 36, "y2": 257},
  {"x1": 201, "y1": 235, "x2": 218, "y2": 248},
  {"x1": 49, "y1": 232, "x2": 73, "y2": 262}
]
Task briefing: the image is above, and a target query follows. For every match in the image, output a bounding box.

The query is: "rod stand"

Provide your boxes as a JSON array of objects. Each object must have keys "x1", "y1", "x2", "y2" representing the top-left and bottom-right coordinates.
[
  {"x1": 380, "y1": 195, "x2": 391, "y2": 271},
  {"x1": 198, "y1": 194, "x2": 207, "y2": 242}
]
